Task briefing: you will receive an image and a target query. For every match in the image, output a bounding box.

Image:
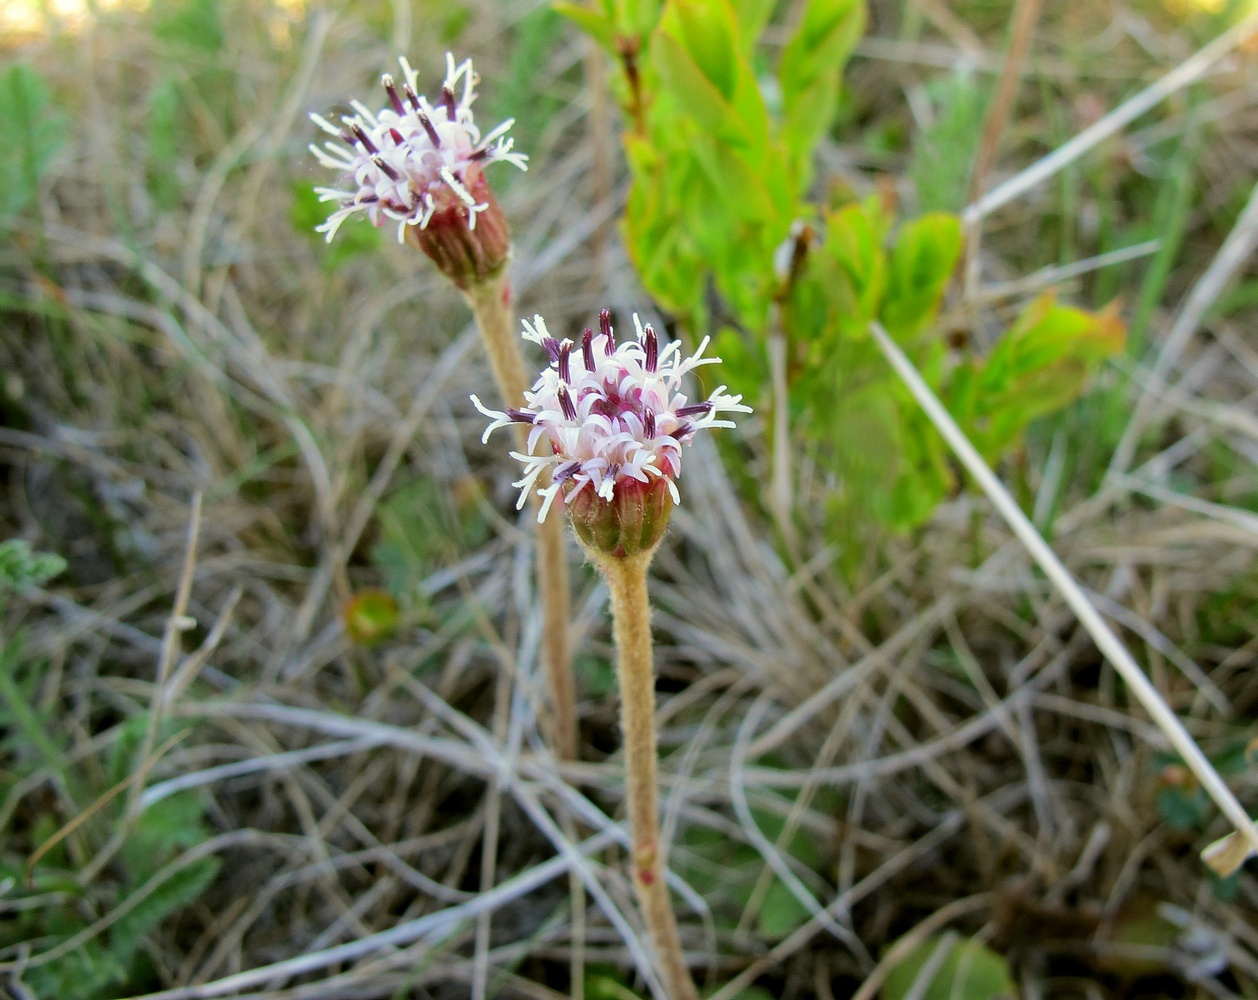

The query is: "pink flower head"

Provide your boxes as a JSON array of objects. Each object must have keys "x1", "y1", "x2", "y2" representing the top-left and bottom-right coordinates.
[
  {"x1": 309, "y1": 53, "x2": 527, "y2": 245},
  {"x1": 473, "y1": 310, "x2": 750, "y2": 551}
]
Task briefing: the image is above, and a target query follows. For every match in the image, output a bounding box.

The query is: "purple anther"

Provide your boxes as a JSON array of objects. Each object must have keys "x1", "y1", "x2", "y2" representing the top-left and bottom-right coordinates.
[
  {"x1": 554, "y1": 460, "x2": 581, "y2": 483},
  {"x1": 349, "y1": 122, "x2": 379, "y2": 154},
  {"x1": 439, "y1": 86, "x2": 457, "y2": 116},
  {"x1": 416, "y1": 110, "x2": 442, "y2": 148},
  {"x1": 382, "y1": 74, "x2": 406, "y2": 116},
  {"x1": 581, "y1": 328, "x2": 595, "y2": 370},
  {"x1": 371, "y1": 154, "x2": 401, "y2": 181},
  {"x1": 599, "y1": 308, "x2": 614, "y2": 349},
  {"x1": 389, "y1": 127, "x2": 405, "y2": 146},
  {"x1": 468, "y1": 147, "x2": 490, "y2": 161},
  {"x1": 542, "y1": 337, "x2": 562, "y2": 363},
  {"x1": 558, "y1": 342, "x2": 572, "y2": 384},
  {"x1": 507, "y1": 408, "x2": 536, "y2": 424},
  {"x1": 558, "y1": 386, "x2": 577, "y2": 420},
  {"x1": 643, "y1": 324, "x2": 658, "y2": 373},
  {"x1": 644, "y1": 410, "x2": 656, "y2": 438},
  {"x1": 402, "y1": 81, "x2": 422, "y2": 112},
  {"x1": 669, "y1": 422, "x2": 692, "y2": 439},
  {"x1": 675, "y1": 401, "x2": 713, "y2": 418}
]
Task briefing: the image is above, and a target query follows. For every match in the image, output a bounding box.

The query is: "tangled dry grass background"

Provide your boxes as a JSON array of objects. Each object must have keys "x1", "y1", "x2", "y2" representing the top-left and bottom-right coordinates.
[{"x1": 2, "y1": 1, "x2": 1258, "y2": 997}]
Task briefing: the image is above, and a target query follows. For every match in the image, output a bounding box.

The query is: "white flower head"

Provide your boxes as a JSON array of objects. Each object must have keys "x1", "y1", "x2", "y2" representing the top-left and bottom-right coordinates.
[
  {"x1": 473, "y1": 310, "x2": 751, "y2": 529},
  {"x1": 309, "y1": 53, "x2": 528, "y2": 244}
]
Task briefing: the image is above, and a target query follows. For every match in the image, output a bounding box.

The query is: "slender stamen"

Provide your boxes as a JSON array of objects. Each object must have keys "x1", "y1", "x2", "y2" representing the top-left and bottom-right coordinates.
[
  {"x1": 382, "y1": 74, "x2": 406, "y2": 116},
  {"x1": 558, "y1": 386, "x2": 577, "y2": 420},
  {"x1": 439, "y1": 85, "x2": 457, "y2": 116},
  {"x1": 669, "y1": 422, "x2": 692, "y2": 439},
  {"x1": 554, "y1": 460, "x2": 581, "y2": 483},
  {"x1": 599, "y1": 309, "x2": 614, "y2": 350},
  {"x1": 581, "y1": 328, "x2": 595, "y2": 370},
  {"x1": 507, "y1": 408, "x2": 536, "y2": 424},
  {"x1": 558, "y1": 342, "x2": 572, "y2": 384},
  {"x1": 402, "y1": 81, "x2": 422, "y2": 111},
  {"x1": 416, "y1": 109, "x2": 442, "y2": 147},
  {"x1": 675, "y1": 402, "x2": 713, "y2": 418},
  {"x1": 371, "y1": 154, "x2": 401, "y2": 180},
  {"x1": 643, "y1": 324, "x2": 658, "y2": 373},
  {"x1": 542, "y1": 337, "x2": 562, "y2": 363},
  {"x1": 349, "y1": 122, "x2": 378, "y2": 154},
  {"x1": 644, "y1": 410, "x2": 656, "y2": 438}
]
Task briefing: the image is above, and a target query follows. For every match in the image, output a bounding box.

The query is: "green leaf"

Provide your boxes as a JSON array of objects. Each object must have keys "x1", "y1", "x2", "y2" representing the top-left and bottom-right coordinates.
[
  {"x1": 908, "y1": 70, "x2": 988, "y2": 214},
  {"x1": 729, "y1": 0, "x2": 776, "y2": 50},
  {"x1": 949, "y1": 295, "x2": 1125, "y2": 457},
  {"x1": 880, "y1": 212, "x2": 961, "y2": 342},
  {"x1": 823, "y1": 199, "x2": 889, "y2": 326},
  {"x1": 758, "y1": 878, "x2": 811, "y2": 937},
  {"x1": 0, "y1": 65, "x2": 66, "y2": 231},
  {"x1": 109, "y1": 857, "x2": 220, "y2": 978},
  {"x1": 290, "y1": 181, "x2": 382, "y2": 271},
  {"x1": 152, "y1": 0, "x2": 224, "y2": 51},
  {"x1": 553, "y1": 1, "x2": 618, "y2": 48},
  {"x1": 882, "y1": 935, "x2": 1017, "y2": 1000},
  {"x1": 778, "y1": 0, "x2": 866, "y2": 187},
  {"x1": 653, "y1": 0, "x2": 769, "y2": 155}
]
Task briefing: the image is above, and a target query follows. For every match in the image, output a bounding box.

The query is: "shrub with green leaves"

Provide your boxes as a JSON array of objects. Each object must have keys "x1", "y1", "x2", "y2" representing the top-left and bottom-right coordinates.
[{"x1": 561, "y1": 0, "x2": 1125, "y2": 539}]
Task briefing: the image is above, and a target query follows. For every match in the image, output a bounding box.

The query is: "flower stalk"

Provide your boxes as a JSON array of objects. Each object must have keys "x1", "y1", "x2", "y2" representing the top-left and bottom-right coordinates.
[
  {"x1": 475, "y1": 308, "x2": 748, "y2": 998},
  {"x1": 591, "y1": 546, "x2": 697, "y2": 1000},
  {"x1": 464, "y1": 274, "x2": 577, "y2": 761},
  {"x1": 312, "y1": 54, "x2": 577, "y2": 759}
]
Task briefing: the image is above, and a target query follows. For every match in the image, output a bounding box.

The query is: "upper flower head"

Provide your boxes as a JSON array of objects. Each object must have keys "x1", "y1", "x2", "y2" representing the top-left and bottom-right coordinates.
[
  {"x1": 473, "y1": 310, "x2": 750, "y2": 553},
  {"x1": 309, "y1": 53, "x2": 527, "y2": 245}
]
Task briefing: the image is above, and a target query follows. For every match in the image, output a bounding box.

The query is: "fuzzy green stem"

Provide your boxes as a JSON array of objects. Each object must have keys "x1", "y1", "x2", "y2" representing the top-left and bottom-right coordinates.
[
  {"x1": 594, "y1": 548, "x2": 696, "y2": 1000},
  {"x1": 465, "y1": 274, "x2": 577, "y2": 761}
]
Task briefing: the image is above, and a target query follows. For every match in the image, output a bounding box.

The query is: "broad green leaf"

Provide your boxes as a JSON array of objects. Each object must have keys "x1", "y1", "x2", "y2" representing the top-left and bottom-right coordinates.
[
  {"x1": 949, "y1": 296, "x2": 1125, "y2": 457},
  {"x1": 653, "y1": 0, "x2": 769, "y2": 155},
  {"x1": 554, "y1": 1, "x2": 618, "y2": 49},
  {"x1": 778, "y1": 0, "x2": 866, "y2": 187},
  {"x1": 882, "y1": 935, "x2": 1016, "y2": 1000},
  {"x1": 730, "y1": 0, "x2": 776, "y2": 50},
  {"x1": 824, "y1": 200, "x2": 889, "y2": 326},
  {"x1": 620, "y1": 0, "x2": 665, "y2": 37},
  {"x1": 880, "y1": 212, "x2": 962, "y2": 341}
]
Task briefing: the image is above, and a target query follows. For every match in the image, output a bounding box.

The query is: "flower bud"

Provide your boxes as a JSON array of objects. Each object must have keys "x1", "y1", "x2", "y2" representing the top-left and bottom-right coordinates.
[
  {"x1": 403, "y1": 168, "x2": 511, "y2": 289},
  {"x1": 568, "y1": 474, "x2": 674, "y2": 559}
]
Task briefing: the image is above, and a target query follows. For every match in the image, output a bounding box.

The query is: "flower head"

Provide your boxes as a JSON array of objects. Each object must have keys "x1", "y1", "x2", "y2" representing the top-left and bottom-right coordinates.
[
  {"x1": 309, "y1": 54, "x2": 526, "y2": 284},
  {"x1": 473, "y1": 311, "x2": 750, "y2": 556}
]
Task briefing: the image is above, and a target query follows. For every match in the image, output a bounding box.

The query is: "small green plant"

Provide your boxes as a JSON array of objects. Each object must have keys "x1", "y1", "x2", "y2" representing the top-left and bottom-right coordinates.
[
  {"x1": 562, "y1": 0, "x2": 1125, "y2": 543},
  {"x1": 0, "y1": 543, "x2": 218, "y2": 998}
]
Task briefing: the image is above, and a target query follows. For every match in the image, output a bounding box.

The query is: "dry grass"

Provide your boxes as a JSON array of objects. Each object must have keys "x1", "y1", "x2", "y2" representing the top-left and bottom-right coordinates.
[{"x1": 2, "y1": 1, "x2": 1258, "y2": 998}]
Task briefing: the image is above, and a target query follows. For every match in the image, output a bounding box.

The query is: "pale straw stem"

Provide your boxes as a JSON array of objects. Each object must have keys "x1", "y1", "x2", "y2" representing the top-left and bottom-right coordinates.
[
  {"x1": 962, "y1": 10, "x2": 1258, "y2": 226},
  {"x1": 868, "y1": 319, "x2": 1258, "y2": 868},
  {"x1": 594, "y1": 548, "x2": 697, "y2": 1000},
  {"x1": 464, "y1": 274, "x2": 578, "y2": 760}
]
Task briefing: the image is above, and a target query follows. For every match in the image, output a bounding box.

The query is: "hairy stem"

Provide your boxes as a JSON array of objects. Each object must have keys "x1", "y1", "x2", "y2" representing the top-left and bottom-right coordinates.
[
  {"x1": 595, "y1": 549, "x2": 696, "y2": 1000},
  {"x1": 465, "y1": 274, "x2": 578, "y2": 761}
]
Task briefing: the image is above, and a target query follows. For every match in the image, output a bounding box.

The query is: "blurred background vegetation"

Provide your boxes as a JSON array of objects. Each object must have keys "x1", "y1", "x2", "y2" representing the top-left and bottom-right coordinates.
[{"x1": 1, "y1": 0, "x2": 1258, "y2": 997}]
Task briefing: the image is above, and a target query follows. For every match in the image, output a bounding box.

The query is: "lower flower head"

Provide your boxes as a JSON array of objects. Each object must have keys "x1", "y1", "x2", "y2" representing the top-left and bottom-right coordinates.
[{"x1": 473, "y1": 310, "x2": 751, "y2": 555}]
